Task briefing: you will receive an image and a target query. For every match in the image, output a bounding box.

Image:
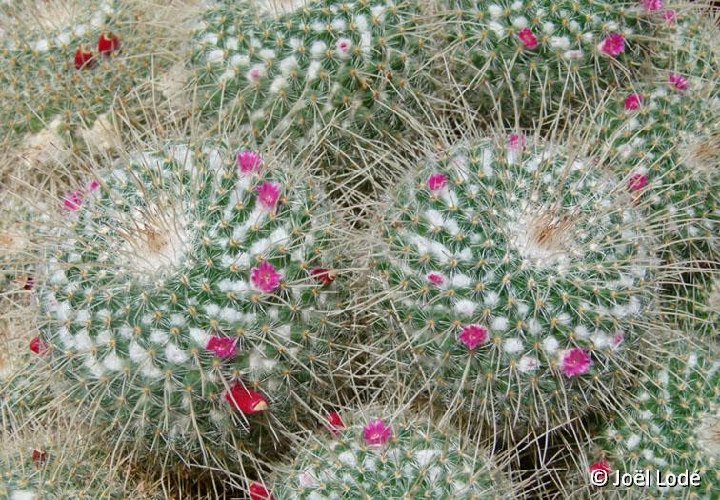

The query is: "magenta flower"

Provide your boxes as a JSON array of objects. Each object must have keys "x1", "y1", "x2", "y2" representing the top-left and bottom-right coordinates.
[
  {"x1": 624, "y1": 93, "x2": 644, "y2": 111},
  {"x1": 517, "y1": 28, "x2": 539, "y2": 50},
  {"x1": 206, "y1": 336, "x2": 238, "y2": 359},
  {"x1": 256, "y1": 182, "x2": 282, "y2": 210},
  {"x1": 87, "y1": 179, "x2": 101, "y2": 192},
  {"x1": 459, "y1": 324, "x2": 489, "y2": 350},
  {"x1": 363, "y1": 419, "x2": 393, "y2": 446},
  {"x1": 508, "y1": 133, "x2": 527, "y2": 152},
  {"x1": 63, "y1": 190, "x2": 84, "y2": 211},
  {"x1": 612, "y1": 332, "x2": 624, "y2": 348},
  {"x1": 641, "y1": 0, "x2": 664, "y2": 11},
  {"x1": 336, "y1": 38, "x2": 352, "y2": 58},
  {"x1": 664, "y1": 10, "x2": 677, "y2": 25},
  {"x1": 251, "y1": 261, "x2": 282, "y2": 293},
  {"x1": 427, "y1": 173, "x2": 448, "y2": 192},
  {"x1": 628, "y1": 173, "x2": 649, "y2": 192},
  {"x1": 668, "y1": 73, "x2": 689, "y2": 91},
  {"x1": 600, "y1": 34, "x2": 625, "y2": 57},
  {"x1": 427, "y1": 273, "x2": 444, "y2": 287},
  {"x1": 561, "y1": 348, "x2": 592, "y2": 377},
  {"x1": 237, "y1": 150, "x2": 263, "y2": 174}
]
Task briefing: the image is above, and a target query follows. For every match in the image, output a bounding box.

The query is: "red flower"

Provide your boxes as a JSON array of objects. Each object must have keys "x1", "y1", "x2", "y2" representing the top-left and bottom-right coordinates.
[
  {"x1": 206, "y1": 336, "x2": 238, "y2": 359},
  {"x1": 624, "y1": 94, "x2": 644, "y2": 111},
  {"x1": 589, "y1": 459, "x2": 612, "y2": 474},
  {"x1": 517, "y1": 28, "x2": 539, "y2": 50},
  {"x1": 32, "y1": 449, "x2": 48, "y2": 467},
  {"x1": 310, "y1": 268, "x2": 335, "y2": 285},
  {"x1": 327, "y1": 411, "x2": 346, "y2": 434},
  {"x1": 628, "y1": 173, "x2": 648, "y2": 192},
  {"x1": 97, "y1": 32, "x2": 121, "y2": 55},
  {"x1": 30, "y1": 336, "x2": 49, "y2": 355},
  {"x1": 74, "y1": 46, "x2": 96, "y2": 70},
  {"x1": 249, "y1": 482, "x2": 273, "y2": 500},
  {"x1": 225, "y1": 383, "x2": 269, "y2": 414}
]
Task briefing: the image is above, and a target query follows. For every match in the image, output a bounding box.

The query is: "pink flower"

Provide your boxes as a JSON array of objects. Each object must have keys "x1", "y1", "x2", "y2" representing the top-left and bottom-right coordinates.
[
  {"x1": 247, "y1": 65, "x2": 264, "y2": 83},
  {"x1": 427, "y1": 273, "x2": 444, "y2": 287},
  {"x1": 624, "y1": 93, "x2": 644, "y2": 111},
  {"x1": 87, "y1": 180, "x2": 100, "y2": 191},
  {"x1": 628, "y1": 173, "x2": 648, "y2": 192},
  {"x1": 664, "y1": 10, "x2": 677, "y2": 25},
  {"x1": 251, "y1": 261, "x2": 282, "y2": 293},
  {"x1": 600, "y1": 34, "x2": 625, "y2": 58},
  {"x1": 237, "y1": 150, "x2": 263, "y2": 174},
  {"x1": 336, "y1": 38, "x2": 352, "y2": 58},
  {"x1": 364, "y1": 419, "x2": 392, "y2": 446},
  {"x1": 561, "y1": 348, "x2": 592, "y2": 377},
  {"x1": 206, "y1": 336, "x2": 238, "y2": 359},
  {"x1": 641, "y1": 0, "x2": 664, "y2": 11},
  {"x1": 459, "y1": 324, "x2": 489, "y2": 350},
  {"x1": 668, "y1": 73, "x2": 689, "y2": 91},
  {"x1": 256, "y1": 182, "x2": 281, "y2": 210},
  {"x1": 63, "y1": 190, "x2": 84, "y2": 211},
  {"x1": 327, "y1": 412, "x2": 346, "y2": 434},
  {"x1": 517, "y1": 28, "x2": 539, "y2": 50},
  {"x1": 225, "y1": 383, "x2": 269, "y2": 414},
  {"x1": 30, "y1": 336, "x2": 49, "y2": 355},
  {"x1": 427, "y1": 173, "x2": 448, "y2": 192},
  {"x1": 612, "y1": 332, "x2": 624, "y2": 348},
  {"x1": 508, "y1": 133, "x2": 527, "y2": 152}
]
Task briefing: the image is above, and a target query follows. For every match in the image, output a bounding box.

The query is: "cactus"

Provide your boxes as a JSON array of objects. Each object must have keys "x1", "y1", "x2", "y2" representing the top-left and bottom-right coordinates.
[
  {"x1": 0, "y1": 424, "x2": 160, "y2": 499},
  {"x1": 660, "y1": 272, "x2": 719, "y2": 339},
  {"x1": 20, "y1": 142, "x2": 345, "y2": 467},
  {"x1": 269, "y1": 407, "x2": 514, "y2": 499},
  {"x1": 189, "y1": 0, "x2": 427, "y2": 147},
  {"x1": 591, "y1": 348, "x2": 720, "y2": 497},
  {"x1": 370, "y1": 133, "x2": 662, "y2": 432},
  {"x1": 0, "y1": 0, "x2": 176, "y2": 159},
  {"x1": 593, "y1": 79, "x2": 720, "y2": 267},
  {"x1": 437, "y1": 0, "x2": 672, "y2": 122}
]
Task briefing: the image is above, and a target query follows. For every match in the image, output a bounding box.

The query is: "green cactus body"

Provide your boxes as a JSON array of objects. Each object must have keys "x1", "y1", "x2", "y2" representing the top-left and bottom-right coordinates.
[
  {"x1": 650, "y1": 6, "x2": 720, "y2": 87},
  {"x1": 0, "y1": 1, "x2": 167, "y2": 154},
  {"x1": 661, "y1": 273, "x2": 720, "y2": 339},
  {"x1": 0, "y1": 427, "x2": 158, "y2": 499},
  {"x1": 271, "y1": 409, "x2": 511, "y2": 499},
  {"x1": 32, "y1": 144, "x2": 342, "y2": 464},
  {"x1": 595, "y1": 80, "x2": 720, "y2": 266},
  {"x1": 190, "y1": 0, "x2": 425, "y2": 145},
  {"x1": 439, "y1": 0, "x2": 667, "y2": 121},
  {"x1": 373, "y1": 135, "x2": 660, "y2": 430},
  {"x1": 598, "y1": 350, "x2": 720, "y2": 498}
]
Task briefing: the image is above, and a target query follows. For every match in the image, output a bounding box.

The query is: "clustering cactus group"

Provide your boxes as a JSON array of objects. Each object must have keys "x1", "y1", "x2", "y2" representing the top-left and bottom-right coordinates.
[{"x1": 0, "y1": 0, "x2": 718, "y2": 498}]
